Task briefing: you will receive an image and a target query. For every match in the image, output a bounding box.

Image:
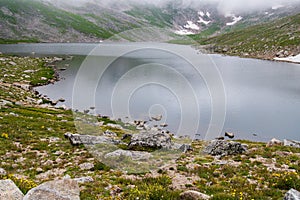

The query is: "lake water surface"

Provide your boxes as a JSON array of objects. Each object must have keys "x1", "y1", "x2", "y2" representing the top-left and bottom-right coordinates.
[{"x1": 1, "y1": 43, "x2": 300, "y2": 141}]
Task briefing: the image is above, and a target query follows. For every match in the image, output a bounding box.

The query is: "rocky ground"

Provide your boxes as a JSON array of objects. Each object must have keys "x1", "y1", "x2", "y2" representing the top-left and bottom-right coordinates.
[{"x1": 0, "y1": 54, "x2": 300, "y2": 200}]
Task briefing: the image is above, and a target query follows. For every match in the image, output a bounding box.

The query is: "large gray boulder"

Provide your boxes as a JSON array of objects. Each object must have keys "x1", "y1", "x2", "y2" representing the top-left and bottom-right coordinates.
[
  {"x1": 284, "y1": 189, "x2": 300, "y2": 200},
  {"x1": 128, "y1": 130, "x2": 172, "y2": 150},
  {"x1": 203, "y1": 140, "x2": 247, "y2": 157},
  {"x1": 64, "y1": 133, "x2": 120, "y2": 146},
  {"x1": 23, "y1": 179, "x2": 80, "y2": 200},
  {"x1": 180, "y1": 190, "x2": 210, "y2": 200},
  {"x1": 0, "y1": 179, "x2": 24, "y2": 200}
]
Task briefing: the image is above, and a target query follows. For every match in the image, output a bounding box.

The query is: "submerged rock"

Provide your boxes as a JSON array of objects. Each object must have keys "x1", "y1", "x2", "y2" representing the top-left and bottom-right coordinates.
[
  {"x1": 0, "y1": 179, "x2": 24, "y2": 200},
  {"x1": 284, "y1": 189, "x2": 300, "y2": 200},
  {"x1": 128, "y1": 130, "x2": 172, "y2": 150},
  {"x1": 23, "y1": 179, "x2": 80, "y2": 200},
  {"x1": 203, "y1": 140, "x2": 247, "y2": 157}
]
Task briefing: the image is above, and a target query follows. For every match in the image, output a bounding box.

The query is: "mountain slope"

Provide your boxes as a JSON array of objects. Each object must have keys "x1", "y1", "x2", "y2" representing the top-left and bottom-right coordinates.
[
  {"x1": 196, "y1": 13, "x2": 300, "y2": 60},
  {"x1": 0, "y1": 0, "x2": 144, "y2": 42},
  {"x1": 0, "y1": 0, "x2": 299, "y2": 44}
]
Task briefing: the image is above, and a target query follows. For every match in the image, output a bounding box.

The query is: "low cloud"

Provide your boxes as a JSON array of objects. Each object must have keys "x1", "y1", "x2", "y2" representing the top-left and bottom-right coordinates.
[{"x1": 43, "y1": 0, "x2": 300, "y2": 14}]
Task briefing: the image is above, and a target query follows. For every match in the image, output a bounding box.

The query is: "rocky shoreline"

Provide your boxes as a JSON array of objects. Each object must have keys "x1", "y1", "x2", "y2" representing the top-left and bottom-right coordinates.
[{"x1": 0, "y1": 54, "x2": 300, "y2": 199}]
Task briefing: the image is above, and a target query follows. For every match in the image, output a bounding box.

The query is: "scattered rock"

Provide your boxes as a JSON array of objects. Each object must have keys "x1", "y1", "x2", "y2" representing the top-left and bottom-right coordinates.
[
  {"x1": 24, "y1": 70, "x2": 35, "y2": 73},
  {"x1": 36, "y1": 168, "x2": 66, "y2": 180},
  {"x1": 215, "y1": 136, "x2": 225, "y2": 140},
  {"x1": 74, "y1": 176, "x2": 94, "y2": 184},
  {"x1": 121, "y1": 134, "x2": 132, "y2": 141},
  {"x1": 64, "y1": 133, "x2": 120, "y2": 146},
  {"x1": 172, "y1": 143, "x2": 193, "y2": 152},
  {"x1": 284, "y1": 140, "x2": 300, "y2": 148},
  {"x1": 104, "y1": 149, "x2": 152, "y2": 161},
  {"x1": 203, "y1": 140, "x2": 247, "y2": 157},
  {"x1": 106, "y1": 123, "x2": 123, "y2": 130},
  {"x1": 225, "y1": 132, "x2": 234, "y2": 139},
  {"x1": 128, "y1": 130, "x2": 172, "y2": 150},
  {"x1": 284, "y1": 188, "x2": 300, "y2": 200},
  {"x1": 0, "y1": 99, "x2": 13, "y2": 106},
  {"x1": 37, "y1": 99, "x2": 43, "y2": 105},
  {"x1": 12, "y1": 82, "x2": 32, "y2": 91},
  {"x1": 8, "y1": 61, "x2": 16, "y2": 66},
  {"x1": 266, "y1": 138, "x2": 283, "y2": 147},
  {"x1": 103, "y1": 130, "x2": 117, "y2": 137},
  {"x1": 160, "y1": 123, "x2": 168, "y2": 127},
  {"x1": 0, "y1": 179, "x2": 24, "y2": 200},
  {"x1": 23, "y1": 179, "x2": 80, "y2": 200},
  {"x1": 151, "y1": 114, "x2": 162, "y2": 121},
  {"x1": 79, "y1": 162, "x2": 94, "y2": 170},
  {"x1": 40, "y1": 77, "x2": 47, "y2": 81},
  {"x1": 0, "y1": 168, "x2": 7, "y2": 176},
  {"x1": 180, "y1": 190, "x2": 210, "y2": 200}
]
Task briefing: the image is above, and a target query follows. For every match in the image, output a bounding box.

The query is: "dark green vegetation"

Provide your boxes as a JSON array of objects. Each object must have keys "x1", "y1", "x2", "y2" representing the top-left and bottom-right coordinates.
[
  {"x1": 195, "y1": 13, "x2": 300, "y2": 59},
  {"x1": 0, "y1": 55, "x2": 300, "y2": 199}
]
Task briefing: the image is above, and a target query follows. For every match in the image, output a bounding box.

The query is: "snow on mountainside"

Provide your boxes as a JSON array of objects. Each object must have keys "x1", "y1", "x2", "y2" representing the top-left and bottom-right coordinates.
[{"x1": 0, "y1": 0, "x2": 300, "y2": 42}]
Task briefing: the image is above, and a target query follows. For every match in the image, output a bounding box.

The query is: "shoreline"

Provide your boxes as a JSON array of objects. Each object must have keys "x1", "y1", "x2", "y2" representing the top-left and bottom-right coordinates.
[{"x1": 0, "y1": 54, "x2": 300, "y2": 199}]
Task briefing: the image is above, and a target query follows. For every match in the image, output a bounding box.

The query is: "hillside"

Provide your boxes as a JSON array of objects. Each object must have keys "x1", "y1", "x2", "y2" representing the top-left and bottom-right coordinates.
[
  {"x1": 1, "y1": 0, "x2": 300, "y2": 44},
  {"x1": 196, "y1": 13, "x2": 300, "y2": 60}
]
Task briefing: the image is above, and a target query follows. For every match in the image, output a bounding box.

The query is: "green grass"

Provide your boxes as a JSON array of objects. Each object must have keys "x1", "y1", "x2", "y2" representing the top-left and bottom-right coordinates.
[{"x1": 0, "y1": 55, "x2": 300, "y2": 199}]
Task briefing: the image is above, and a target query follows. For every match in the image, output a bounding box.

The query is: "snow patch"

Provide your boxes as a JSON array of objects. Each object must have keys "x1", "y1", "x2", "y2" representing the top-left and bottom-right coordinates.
[
  {"x1": 274, "y1": 54, "x2": 300, "y2": 63},
  {"x1": 174, "y1": 29, "x2": 194, "y2": 35},
  {"x1": 272, "y1": 5, "x2": 284, "y2": 10},
  {"x1": 198, "y1": 11, "x2": 205, "y2": 17},
  {"x1": 198, "y1": 17, "x2": 211, "y2": 25},
  {"x1": 184, "y1": 21, "x2": 200, "y2": 30},
  {"x1": 226, "y1": 14, "x2": 243, "y2": 26},
  {"x1": 206, "y1": 12, "x2": 211, "y2": 18}
]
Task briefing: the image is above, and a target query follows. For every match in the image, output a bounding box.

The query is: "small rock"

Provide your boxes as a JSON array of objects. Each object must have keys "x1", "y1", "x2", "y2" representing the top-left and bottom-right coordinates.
[
  {"x1": 225, "y1": 132, "x2": 234, "y2": 139},
  {"x1": 104, "y1": 149, "x2": 152, "y2": 161},
  {"x1": 151, "y1": 114, "x2": 162, "y2": 121},
  {"x1": 23, "y1": 179, "x2": 80, "y2": 200},
  {"x1": 103, "y1": 130, "x2": 117, "y2": 137},
  {"x1": 160, "y1": 123, "x2": 168, "y2": 127},
  {"x1": 0, "y1": 179, "x2": 24, "y2": 200},
  {"x1": 284, "y1": 140, "x2": 300, "y2": 148},
  {"x1": 40, "y1": 77, "x2": 47, "y2": 81},
  {"x1": 53, "y1": 150, "x2": 64, "y2": 156},
  {"x1": 24, "y1": 70, "x2": 35, "y2": 73},
  {"x1": 36, "y1": 168, "x2": 43, "y2": 173},
  {"x1": 106, "y1": 123, "x2": 123, "y2": 129},
  {"x1": 203, "y1": 140, "x2": 247, "y2": 157},
  {"x1": 79, "y1": 162, "x2": 94, "y2": 170},
  {"x1": 284, "y1": 188, "x2": 300, "y2": 200},
  {"x1": 0, "y1": 167, "x2": 7, "y2": 176},
  {"x1": 74, "y1": 176, "x2": 94, "y2": 184},
  {"x1": 266, "y1": 138, "x2": 283, "y2": 147},
  {"x1": 8, "y1": 61, "x2": 16, "y2": 66},
  {"x1": 37, "y1": 99, "x2": 43, "y2": 105},
  {"x1": 179, "y1": 190, "x2": 210, "y2": 200}
]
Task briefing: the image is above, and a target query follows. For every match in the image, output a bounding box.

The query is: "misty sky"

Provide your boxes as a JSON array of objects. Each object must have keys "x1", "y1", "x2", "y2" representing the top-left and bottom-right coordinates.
[{"x1": 45, "y1": 0, "x2": 300, "y2": 14}]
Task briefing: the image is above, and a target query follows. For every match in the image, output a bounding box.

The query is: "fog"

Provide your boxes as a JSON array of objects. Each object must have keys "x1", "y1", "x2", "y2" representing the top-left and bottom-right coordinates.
[{"x1": 43, "y1": 0, "x2": 300, "y2": 14}]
